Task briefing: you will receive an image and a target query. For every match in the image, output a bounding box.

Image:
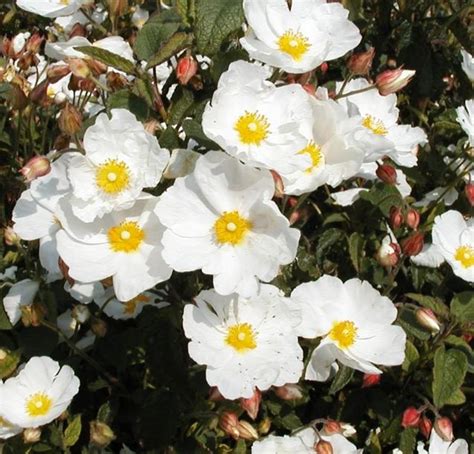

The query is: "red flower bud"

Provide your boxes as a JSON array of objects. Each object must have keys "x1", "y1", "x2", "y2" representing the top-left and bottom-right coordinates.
[
  {"x1": 240, "y1": 389, "x2": 261, "y2": 421},
  {"x1": 362, "y1": 373, "x2": 381, "y2": 388},
  {"x1": 315, "y1": 439, "x2": 333, "y2": 454},
  {"x1": 273, "y1": 383, "x2": 303, "y2": 400},
  {"x1": 418, "y1": 416, "x2": 432, "y2": 439},
  {"x1": 19, "y1": 156, "x2": 51, "y2": 182},
  {"x1": 347, "y1": 47, "x2": 375, "y2": 76},
  {"x1": 176, "y1": 56, "x2": 198, "y2": 85},
  {"x1": 415, "y1": 308, "x2": 441, "y2": 333},
  {"x1": 376, "y1": 163, "x2": 398, "y2": 185},
  {"x1": 401, "y1": 232, "x2": 424, "y2": 257},
  {"x1": 465, "y1": 183, "x2": 474, "y2": 207},
  {"x1": 434, "y1": 417, "x2": 453, "y2": 442},
  {"x1": 376, "y1": 67, "x2": 416, "y2": 96},
  {"x1": 319, "y1": 62, "x2": 328, "y2": 74},
  {"x1": 69, "y1": 23, "x2": 87, "y2": 38},
  {"x1": 322, "y1": 420, "x2": 342, "y2": 435},
  {"x1": 406, "y1": 208, "x2": 420, "y2": 230},
  {"x1": 389, "y1": 206, "x2": 404, "y2": 229},
  {"x1": 401, "y1": 407, "x2": 421, "y2": 428},
  {"x1": 219, "y1": 411, "x2": 240, "y2": 440}
]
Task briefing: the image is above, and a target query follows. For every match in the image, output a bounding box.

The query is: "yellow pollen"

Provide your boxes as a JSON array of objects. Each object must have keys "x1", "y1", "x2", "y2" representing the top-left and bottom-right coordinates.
[
  {"x1": 329, "y1": 320, "x2": 358, "y2": 349},
  {"x1": 362, "y1": 115, "x2": 388, "y2": 136},
  {"x1": 96, "y1": 159, "x2": 130, "y2": 195},
  {"x1": 107, "y1": 221, "x2": 145, "y2": 253},
  {"x1": 60, "y1": 0, "x2": 70, "y2": 4},
  {"x1": 454, "y1": 245, "x2": 474, "y2": 268},
  {"x1": 46, "y1": 86, "x2": 56, "y2": 98},
  {"x1": 234, "y1": 111, "x2": 270, "y2": 146},
  {"x1": 225, "y1": 323, "x2": 257, "y2": 352},
  {"x1": 298, "y1": 141, "x2": 324, "y2": 173},
  {"x1": 277, "y1": 29, "x2": 311, "y2": 61},
  {"x1": 214, "y1": 211, "x2": 252, "y2": 246},
  {"x1": 25, "y1": 392, "x2": 52, "y2": 417},
  {"x1": 123, "y1": 294, "x2": 150, "y2": 315}
]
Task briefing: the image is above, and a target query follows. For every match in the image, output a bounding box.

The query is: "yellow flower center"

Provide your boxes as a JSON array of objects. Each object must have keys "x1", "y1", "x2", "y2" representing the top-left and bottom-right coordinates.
[
  {"x1": 60, "y1": 0, "x2": 70, "y2": 4},
  {"x1": 214, "y1": 211, "x2": 252, "y2": 246},
  {"x1": 123, "y1": 294, "x2": 151, "y2": 315},
  {"x1": 25, "y1": 392, "x2": 53, "y2": 417},
  {"x1": 234, "y1": 111, "x2": 270, "y2": 146},
  {"x1": 298, "y1": 141, "x2": 324, "y2": 173},
  {"x1": 225, "y1": 323, "x2": 257, "y2": 352},
  {"x1": 454, "y1": 245, "x2": 474, "y2": 268},
  {"x1": 329, "y1": 320, "x2": 358, "y2": 349},
  {"x1": 362, "y1": 115, "x2": 388, "y2": 136},
  {"x1": 96, "y1": 159, "x2": 131, "y2": 195},
  {"x1": 277, "y1": 29, "x2": 311, "y2": 61},
  {"x1": 107, "y1": 221, "x2": 145, "y2": 253}
]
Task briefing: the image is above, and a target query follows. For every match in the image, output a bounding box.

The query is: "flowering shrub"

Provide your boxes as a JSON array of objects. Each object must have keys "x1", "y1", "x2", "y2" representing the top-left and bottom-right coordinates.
[{"x1": 0, "y1": 0, "x2": 473, "y2": 452}]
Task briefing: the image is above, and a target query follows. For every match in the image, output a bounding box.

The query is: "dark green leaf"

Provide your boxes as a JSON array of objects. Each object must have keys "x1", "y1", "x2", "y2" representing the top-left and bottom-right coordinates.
[
  {"x1": 74, "y1": 46, "x2": 136, "y2": 75},
  {"x1": 168, "y1": 88, "x2": 194, "y2": 125},
  {"x1": 405, "y1": 293, "x2": 449, "y2": 317},
  {"x1": 348, "y1": 232, "x2": 365, "y2": 273},
  {"x1": 329, "y1": 365, "x2": 354, "y2": 394},
  {"x1": 450, "y1": 292, "x2": 474, "y2": 322},
  {"x1": 146, "y1": 32, "x2": 193, "y2": 69},
  {"x1": 399, "y1": 428, "x2": 417, "y2": 454},
  {"x1": 359, "y1": 183, "x2": 403, "y2": 216}
]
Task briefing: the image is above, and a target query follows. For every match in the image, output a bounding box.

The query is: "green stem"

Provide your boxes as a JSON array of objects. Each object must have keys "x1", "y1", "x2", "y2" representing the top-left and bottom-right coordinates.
[{"x1": 335, "y1": 85, "x2": 377, "y2": 100}]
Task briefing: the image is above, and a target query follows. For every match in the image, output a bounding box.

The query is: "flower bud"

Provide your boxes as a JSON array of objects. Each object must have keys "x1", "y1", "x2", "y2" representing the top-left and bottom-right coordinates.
[
  {"x1": 240, "y1": 389, "x2": 261, "y2": 421},
  {"x1": 53, "y1": 134, "x2": 71, "y2": 152},
  {"x1": 90, "y1": 421, "x2": 116, "y2": 448},
  {"x1": 69, "y1": 23, "x2": 87, "y2": 38},
  {"x1": 1, "y1": 37, "x2": 14, "y2": 58},
  {"x1": 319, "y1": 62, "x2": 328, "y2": 74},
  {"x1": 377, "y1": 241, "x2": 400, "y2": 267},
  {"x1": 26, "y1": 33, "x2": 44, "y2": 54},
  {"x1": 389, "y1": 206, "x2": 404, "y2": 229},
  {"x1": 415, "y1": 308, "x2": 441, "y2": 333},
  {"x1": 347, "y1": 47, "x2": 375, "y2": 76},
  {"x1": 21, "y1": 302, "x2": 47, "y2": 327},
  {"x1": 418, "y1": 416, "x2": 432, "y2": 439},
  {"x1": 465, "y1": 183, "x2": 474, "y2": 207},
  {"x1": 67, "y1": 58, "x2": 90, "y2": 79},
  {"x1": 322, "y1": 420, "x2": 342, "y2": 435},
  {"x1": 131, "y1": 7, "x2": 150, "y2": 29},
  {"x1": 106, "y1": 72, "x2": 128, "y2": 91},
  {"x1": 90, "y1": 318, "x2": 107, "y2": 338},
  {"x1": 9, "y1": 83, "x2": 28, "y2": 110},
  {"x1": 376, "y1": 67, "x2": 416, "y2": 96},
  {"x1": 86, "y1": 58, "x2": 107, "y2": 77},
  {"x1": 270, "y1": 170, "x2": 285, "y2": 198},
  {"x1": 401, "y1": 232, "x2": 424, "y2": 257},
  {"x1": 58, "y1": 103, "x2": 82, "y2": 136},
  {"x1": 23, "y1": 427, "x2": 41, "y2": 444},
  {"x1": 72, "y1": 304, "x2": 91, "y2": 324},
  {"x1": 219, "y1": 411, "x2": 240, "y2": 440},
  {"x1": 208, "y1": 386, "x2": 225, "y2": 402},
  {"x1": 107, "y1": 0, "x2": 129, "y2": 19},
  {"x1": 362, "y1": 373, "x2": 381, "y2": 388},
  {"x1": 258, "y1": 417, "x2": 272, "y2": 435},
  {"x1": 434, "y1": 417, "x2": 453, "y2": 442},
  {"x1": 315, "y1": 439, "x2": 333, "y2": 454},
  {"x1": 236, "y1": 420, "x2": 259, "y2": 441},
  {"x1": 4, "y1": 226, "x2": 20, "y2": 246},
  {"x1": 274, "y1": 383, "x2": 303, "y2": 400},
  {"x1": 376, "y1": 163, "x2": 397, "y2": 185},
  {"x1": 29, "y1": 81, "x2": 49, "y2": 105},
  {"x1": 401, "y1": 407, "x2": 421, "y2": 428},
  {"x1": 47, "y1": 65, "x2": 70, "y2": 84},
  {"x1": 19, "y1": 156, "x2": 51, "y2": 182},
  {"x1": 302, "y1": 83, "x2": 316, "y2": 96},
  {"x1": 406, "y1": 208, "x2": 420, "y2": 230},
  {"x1": 176, "y1": 56, "x2": 198, "y2": 85}
]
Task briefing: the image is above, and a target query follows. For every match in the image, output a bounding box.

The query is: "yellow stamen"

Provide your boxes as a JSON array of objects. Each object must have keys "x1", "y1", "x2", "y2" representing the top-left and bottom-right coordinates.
[
  {"x1": 96, "y1": 159, "x2": 130, "y2": 195},
  {"x1": 234, "y1": 111, "x2": 270, "y2": 146},
  {"x1": 329, "y1": 320, "x2": 358, "y2": 349},
  {"x1": 25, "y1": 392, "x2": 52, "y2": 417},
  {"x1": 277, "y1": 30, "x2": 311, "y2": 61},
  {"x1": 362, "y1": 115, "x2": 388, "y2": 136},
  {"x1": 214, "y1": 211, "x2": 252, "y2": 246},
  {"x1": 298, "y1": 141, "x2": 324, "y2": 173},
  {"x1": 225, "y1": 323, "x2": 257, "y2": 352},
  {"x1": 108, "y1": 221, "x2": 145, "y2": 253},
  {"x1": 454, "y1": 245, "x2": 474, "y2": 268}
]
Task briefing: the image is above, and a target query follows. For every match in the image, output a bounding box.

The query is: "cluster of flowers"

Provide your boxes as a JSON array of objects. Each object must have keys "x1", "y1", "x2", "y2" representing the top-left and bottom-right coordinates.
[{"x1": 1, "y1": 0, "x2": 473, "y2": 451}]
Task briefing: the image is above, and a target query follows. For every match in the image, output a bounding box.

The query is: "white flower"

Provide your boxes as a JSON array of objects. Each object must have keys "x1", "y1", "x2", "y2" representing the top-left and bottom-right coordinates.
[
  {"x1": 57, "y1": 310, "x2": 95, "y2": 350},
  {"x1": 241, "y1": 0, "x2": 361, "y2": 73},
  {"x1": 16, "y1": 0, "x2": 83, "y2": 18},
  {"x1": 411, "y1": 244, "x2": 445, "y2": 268},
  {"x1": 182, "y1": 285, "x2": 303, "y2": 399},
  {"x1": 3, "y1": 279, "x2": 40, "y2": 325},
  {"x1": 0, "y1": 356, "x2": 79, "y2": 428},
  {"x1": 163, "y1": 148, "x2": 200, "y2": 179},
  {"x1": 0, "y1": 388, "x2": 22, "y2": 440},
  {"x1": 56, "y1": 194, "x2": 172, "y2": 302},
  {"x1": 460, "y1": 49, "x2": 474, "y2": 82},
  {"x1": 0, "y1": 266, "x2": 17, "y2": 281},
  {"x1": 156, "y1": 151, "x2": 300, "y2": 297},
  {"x1": 337, "y1": 78, "x2": 427, "y2": 166},
  {"x1": 13, "y1": 154, "x2": 74, "y2": 282},
  {"x1": 331, "y1": 188, "x2": 369, "y2": 206},
  {"x1": 12, "y1": 32, "x2": 30, "y2": 54},
  {"x1": 413, "y1": 186, "x2": 459, "y2": 208},
  {"x1": 291, "y1": 276, "x2": 406, "y2": 381},
  {"x1": 456, "y1": 99, "x2": 474, "y2": 147},
  {"x1": 67, "y1": 109, "x2": 169, "y2": 222},
  {"x1": 64, "y1": 280, "x2": 105, "y2": 304},
  {"x1": 416, "y1": 429, "x2": 468, "y2": 454},
  {"x1": 430, "y1": 210, "x2": 474, "y2": 282},
  {"x1": 131, "y1": 6, "x2": 149, "y2": 29}
]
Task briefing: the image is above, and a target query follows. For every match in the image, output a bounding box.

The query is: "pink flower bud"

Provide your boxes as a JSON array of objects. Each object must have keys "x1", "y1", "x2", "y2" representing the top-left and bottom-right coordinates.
[
  {"x1": 240, "y1": 389, "x2": 261, "y2": 421},
  {"x1": 406, "y1": 208, "x2": 420, "y2": 230},
  {"x1": 389, "y1": 206, "x2": 404, "y2": 229},
  {"x1": 47, "y1": 65, "x2": 71, "y2": 83},
  {"x1": 4, "y1": 226, "x2": 20, "y2": 246},
  {"x1": 376, "y1": 164, "x2": 397, "y2": 185},
  {"x1": 376, "y1": 67, "x2": 416, "y2": 96},
  {"x1": 416, "y1": 308, "x2": 441, "y2": 333},
  {"x1": 19, "y1": 156, "x2": 51, "y2": 182},
  {"x1": 465, "y1": 183, "x2": 474, "y2": 207},
  {"x1": 208, "y1": 387, "x2": 225, "y2": 401},
  {"x1": 401, "y1": 232, "x2": 424, "y2": 257},
  {"x1": 67, "y1": 58, "x2": 90, "y2": 79},
  {"x1": 270, "y1": 170, "x2": 285, "y2": 198},
  {"x1": 319, "y1": 62, "x2": 328, "y2": 74},
  {"x1": 219, "y1": 411, "x2": 240, "y2": 440},
  {"x1": 419, "y1": 416, "x2": 432, "y2": 439},
  {"x1": 176, "y1": 56, "x2": 198, "y2": 85},
  {"x1": 236, "y1": 420, "x2": 259, "y2": 441},
  {"x1": 376, "y1": 241, "x2": 400, "y2": 267},
  {"x1": 434, "y1": 417, "x2": 453, "y2": 442},
  {"x1": 347, "y1": 47, "x2": 375, "y2": 75},
  {"x1": 26, "y1": 33, "x2": 44, "y2": 54},
  {"x1": 315, "y1": 439, "x2": 334, "y2": 454},
  {"x1": 273, "y1": 384, "x2": 303, "y2": 400},
  {"x1": 362, "y1": 373, "x2": 381, "y2": 388},
  {"x1": 322, "y1": 420, "x2": 342, "y2": 435},
  {"x1": 401, "y1": 407, "x2": 421, "y2": 428}
]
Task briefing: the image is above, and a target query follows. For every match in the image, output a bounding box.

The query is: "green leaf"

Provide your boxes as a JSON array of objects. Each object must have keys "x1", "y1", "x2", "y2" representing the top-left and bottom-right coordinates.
[
  {"x1": 399, "y1": 428, "x2": 417, "y2": 454},
  {"x1": 316, "y1": 228, "x2": 345, "y2": 263},
  {"x1": 402, "y1": 341, "x2": 420, "y2": 373},
  {"x1": 450, "y1": 292, "x2": 474, "y2": 322},
  {"x1": 398, "y1": 307, "x2": 430, "y2": 340},
  {"x1": 146, "y1": 32, "x2": 193, "y2": 69},
  {"x1": 168, "y1": 87, "x2": 194, "y2": 125},
  {"x1": 278, "y1": 412, "x2": 302, "y2": 430},
  {"x1": 329, "y1": 364, "x2": 354, "y2": 394},
  {"x1": 133, "y1": 78, "x2": 155, "y2": 108},
  {"x1": 359, "y1": 183, "x2": 403, "y2": 216},
  {"x1": 432, "y1": 346, "x2": 467, "y2": 408},
  {"x1": 405, "y1": 293, "x2": 449, "y2": 317},
  {"x1": 443, "y1": 389, "x2": 466, "y2": 406},
  {"x1": 64, "y1": 414, "x2": 82, "y2": 447},
  {"x1": 159, "y1": 126, "x2": 181, "y2": 150},
  {"x1": 182, "y1": 119, "x2": 220, "y2": 149},
  {"x1": 108, "y1": 89, "x2": 150, "y2": 121},
  {"x1": 0, "y1": 349, "x2": 21, "y2": 379},
  {"x1": 74, "y1": 46, "x2": 136, "y2": 75},
  {"x1": 348, "y1": 232, "x2": 365, "y2": 273},
  {"x1": 195, "y1": 0, "x2": 244, "y2": 55}
]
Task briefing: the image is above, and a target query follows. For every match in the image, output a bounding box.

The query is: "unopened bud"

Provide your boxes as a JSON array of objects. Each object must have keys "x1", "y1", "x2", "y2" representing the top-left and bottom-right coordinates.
[
  {"x1": 29, "y1": 81, "x2": 49, "y2": 105},
  {"x1": 53, "y1": 134, "x2": 71, "y2": 152},
  {"x1": 434, "y1": 417, "x2": 453, "y2": 442},
  {"x1": 21, "y1": 302, "x2": 47, "y2": 327},
  {"x1": 240, "y1": 389, "x2": 261, "y2": 421},
  {"x1": 26, "y1": 33, "x2": 44, "y2": 54},
  {"x1": 258, "y1": 417, "x2": 271, "y2": 435},
  {"x1": 68, "y1": 58, "x2": 90, "y2": 79},
  {"x1": 406, "y1": 208, "x2": 420, "y2": 230},
  {"x1": 347, "y1": 47, "x2": 375, "y2": 76},
  {"x1": 389, "y1": 206, "x2": 404, "y2": 229},
  {"x1": 274, "y1": 383, "x2": 303, "y2": 400},
  {"x1": 86, "y1": 58, "x2": 107, "y2": 77},
  {"x1": 376, "y1": 163, "x2": 397, "y2": 185},
  {"x1": 419, "y1": 416, "x2": 432, "y2": 439},
  {"x1": 58, "y1": 103, "x2": 82, "y2": 136},
  {"x1": 47, "y1": 65, "x2": 71, "y2": 83},
  {"x1": 72, "y1": 304, "x2": 91, "y2": 324},
  {"x1": 319, "y1": 62, "x2": 328, "y2": 74},
  {"x1": 208, "y1": 387, "x2": 224, "y2": 401},
  {"x1": 176, "y1": 56, "x2": 198, "y2": 85},
  {"x1": 401, "y1": 407, "x2": 421, "y2": 428},
  {"x1": 237, "y1": 420, "x2": 259, "y2": 441},
  {"x1": 4, "y1": 226, "x2": 20, "y2": 246},
  {"x1": 1, "y1": 37, "x2": 14, "y2": 59},
  {"x1": 69, "y1": 23, "x2": 87, "y2": 38},
  {"x1": 23, "y1": 427, "x2": 41, "y2": 444},
  {"x1": 9, "y1": 83, "x2": 28, "y2": 110},
  {"x1": 376, "y1": 241, "x2": 400, "y2": 267},
  {"x1": 362, "y1": 373, "x2": 381, "y2": 388},
  {"x1": 322, "y1": 420, "x2": 342, "y2": 435},
  {"x1": 107, "y1": 0, "x2": 129, "y2": 19},
  {"x1": 90, "y1": 318, "x2": 107, "y2": 338},
  {"x1": 19, "y1": 156, "x2": 51, "y2": 182},
  {"x1": 270, "y1": 170, "x2": 284, "y2": 198},
  {"x1": 416, "y1": 308, "x2": 441, "y2": 333},
  {"x1": 106, "y1": 72, "x2": 128, "y2": 91},
  {"x1": 315, "y1": 439, "x2": 333, "y2": 454},
  {"x1": 219, "y1": 411, "x2": 240, "y2": 440},
  {"x1": 90, "y1": 421, "x2": 115, "y2": 448},
  {"x1": 376, "y1": 67, "x2": 416, "y2": 96},
  {"x1": 465, "y1": 183, "x2": 474, "y2": 207},
  {"x1": 401, "y1": 232, "x2": 424, "y2": 257}
]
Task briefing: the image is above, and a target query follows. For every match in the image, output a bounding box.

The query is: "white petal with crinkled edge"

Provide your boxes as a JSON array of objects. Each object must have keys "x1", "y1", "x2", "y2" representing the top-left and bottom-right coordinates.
[{"x1": 3, "y1": 279, "x2": 40, "y2": 325}]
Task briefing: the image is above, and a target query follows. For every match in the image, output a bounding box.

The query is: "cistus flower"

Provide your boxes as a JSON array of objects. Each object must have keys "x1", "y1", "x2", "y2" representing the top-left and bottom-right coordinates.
[
  {"x1": 176, "y1": 56, "x2": 198, "y2": 85},
  {"x1": 16, "y1": 0, "x2": 83, "y2": 18},
  {"x1": 0, "y1": 356, "x2": 79, "y2": 428},
  {"x1": 401, "y1": 407, "x2": 421, "y2": 428},
  {"x1": 376, "y1": 68, "x2": 416, "y2": 96},
  {"x1": 240, "y1": 0, "x2": 361, "y2": 74},
  {"x1": 182, "y1": 285, "x2": 303, "y2": 399},
  {"x1": 415, "y1": 308, "x2": 441, "y2": 333},
  {"x1": 19, "y1": 156, "x2": 51, "y2": 182},
  {"x1": 291, "y1": 276, "x2": 406, "y2": 381},
  {"x1": 347, "y1": 47, "x2": 375, "y2": 75},
  {"x1": 460, "y1": 49, "x2": 474, "y2": 82},
  {"x1": 417, "y1": 428, "x2": 469, "y2": 454},
  {"x1": 3, "y1": 279, "x2": 39, "y2": 325},
  {"x1": 456, "y1": 99, "x2": 474, "y2": 147}
]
